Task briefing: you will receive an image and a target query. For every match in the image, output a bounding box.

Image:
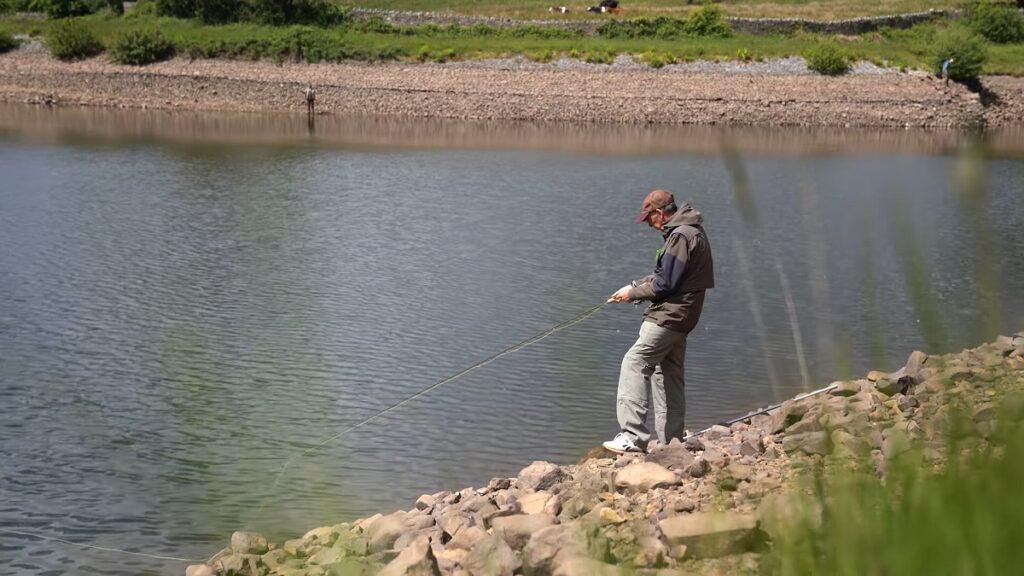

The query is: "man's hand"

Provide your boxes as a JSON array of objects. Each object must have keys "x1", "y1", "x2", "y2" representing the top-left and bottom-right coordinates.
[{"x1": 607, "y1": 285, "x2": 633, "y2": 303}]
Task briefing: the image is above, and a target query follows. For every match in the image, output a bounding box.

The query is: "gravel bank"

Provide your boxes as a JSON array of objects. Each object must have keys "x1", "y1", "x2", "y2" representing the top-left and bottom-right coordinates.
[{"x1": 1, "y1": 46, "x2": 1021, "y2": 128}]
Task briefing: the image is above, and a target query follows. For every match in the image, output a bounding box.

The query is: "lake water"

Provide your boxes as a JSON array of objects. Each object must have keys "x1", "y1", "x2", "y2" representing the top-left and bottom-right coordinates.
[{"x1": 1, "y1": 106, "x2": 1023, "y2": 574}]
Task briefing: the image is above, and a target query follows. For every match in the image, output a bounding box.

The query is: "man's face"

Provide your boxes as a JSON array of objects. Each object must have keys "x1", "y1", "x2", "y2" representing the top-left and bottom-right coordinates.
[{"x1": 647, "y1": 209, "x2": 666, "y2": 230}]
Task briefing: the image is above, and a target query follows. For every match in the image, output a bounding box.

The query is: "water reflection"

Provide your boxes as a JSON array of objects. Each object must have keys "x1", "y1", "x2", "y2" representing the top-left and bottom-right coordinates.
[{"x1": 2, "y1": 102, "x2": 1023, "y2": 156}]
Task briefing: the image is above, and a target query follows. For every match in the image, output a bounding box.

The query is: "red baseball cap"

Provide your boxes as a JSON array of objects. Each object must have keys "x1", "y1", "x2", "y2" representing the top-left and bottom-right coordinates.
[{"x1": 634, "y1": 189, "x2": 675, "y2": 224}]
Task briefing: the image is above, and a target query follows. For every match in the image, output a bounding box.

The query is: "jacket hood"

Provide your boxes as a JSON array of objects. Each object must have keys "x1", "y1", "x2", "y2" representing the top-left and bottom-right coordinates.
[{"x1": 663, "y1": 203, "x2": 703, "y2": 236}]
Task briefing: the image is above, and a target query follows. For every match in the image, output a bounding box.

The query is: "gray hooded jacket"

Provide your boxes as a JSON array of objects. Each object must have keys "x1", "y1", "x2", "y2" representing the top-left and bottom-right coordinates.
[{"x1": 627, "y1": 203, "x2": 714, "y2": 333}]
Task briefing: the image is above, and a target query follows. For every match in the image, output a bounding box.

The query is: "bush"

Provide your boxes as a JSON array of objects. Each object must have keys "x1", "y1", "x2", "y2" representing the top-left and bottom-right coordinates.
[
  {"x1": 684, "y1": 4, "x2": 731, "y2": 37},
  {"x1": 30, "y1": 0, "x2": 105, "y2": 18},
  {"x1": 804, "y1": 39, "x2": 850, "y2": 75},
  {"x1": 195, "y1": 0, "x2": 246, "y2": 23},
  {"x1": 154, "y1": 0, "x2": 193, "y2": 17},
  {"x1": 597, "y1": 17, "x2": 688, "y2": 40},
  {"x1": 0, "y1": 30, "x2": 18, "y2": 52},
  {"x1": 964, "y1": 1, "x2": 1024, "y2": 43},
  {"x1": 110, "y1": 28, "x2": 174, "y2": 64},
  {"x1": 0, "y1": 0, "x2": 34, "y2": 13},
  {"x1": 931, "y1": 26, "x2": 987, "y2": 80},
  {"x1": 249, "y1": 0, "x2": 349, "y2": 27},
  {"x1": 46, "y1": 18, "x2": 103, "y2": 60}
]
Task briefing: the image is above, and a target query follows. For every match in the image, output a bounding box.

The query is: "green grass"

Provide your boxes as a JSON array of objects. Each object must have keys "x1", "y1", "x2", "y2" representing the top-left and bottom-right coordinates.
[
  {"x1": 764, "y1": 389, "x2": 1024, "y2": 576},
  {"x1": 1, "y1": 11, "x2": 1021, "y2": 75}
]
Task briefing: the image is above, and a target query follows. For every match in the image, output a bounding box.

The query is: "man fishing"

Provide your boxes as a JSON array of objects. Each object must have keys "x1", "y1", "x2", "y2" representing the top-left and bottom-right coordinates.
[{"x1": 603, "y1": 189, "x2": 715, "y2": 454}]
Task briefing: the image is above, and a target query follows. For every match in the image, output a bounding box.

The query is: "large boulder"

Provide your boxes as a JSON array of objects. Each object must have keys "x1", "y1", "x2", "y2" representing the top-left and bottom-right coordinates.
[
  {"x1": 614, "y1": 462, "x2": 680, "y2": 493},
  {"x1": 522, "y1": 524, "x2": 589, "y2": 575},
  {"x1": 185, "y1": 566, "x2": 216, "y2": 576},
  {"x1": 492, "y1": 514, "x2": 557, "y2": 550},
  {"x1": 462, "y1": 534, "x2": 521, "y2": 576},
  {"x1": 367, "y1": 512, "x2": 412, "y2": 553},
  {"x1": 658, "y1": 512, "x2": 761, "y2": 559},
  {"x1": 646, "y1": 442, "x2": 696, "y2": 471},
  {"x1": 230, "y1": 531, "x2": 268, "y2": 555},
  {"x1": 377, "y1": 536, "x2": 439, "y2": 576},
  {"x1": 517, "y1": 461, "x2": 568, "y2": 492},
  {"x1": 518, "y1": 491, "x2": 560, "y2": 516}
]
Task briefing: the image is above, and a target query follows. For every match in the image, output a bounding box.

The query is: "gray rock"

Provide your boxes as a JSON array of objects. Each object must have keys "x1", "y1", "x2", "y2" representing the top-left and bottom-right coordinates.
[
  {"x1": 658, "y1": 512, "x2": 761, "y2": 559},
  {"x1": 739, "y1": 439, "x2": 762, "y2": 457},
  {"x1": 706, "y1": 424, "x2": 732, "y2": 440},
  {"x1": 786, "y1": 413, "x2": 824, "y2": 434},
  {"x1": 367, "y1": 512, "x2": 412, "y2": 553},
  {"x1": 905, "y1": 350, "x2": 928, "y2": 380},
  {"x1": 463, "y1": 534, "x2": 521, "y2": 576},
  {"x1": 415, "y1": 494, "x2": 437, "y2": 511},
  {"x1": 756, "y1": 491, "x2": 822, "y2": 543},
  {"x1": 634, "y1": 535, "x2": 668, "y2": 568},
  {"x1": 973, "y1": 402, "x2": 998, "y2": 422},
  {"x1": 646, "y1": 442, "x2": 696, "y2": 471},
  {"x1": 436, "y1": 510, "x2": 471, "y2": 538},
  {"x1": 230, "y1": 531, "x2": 268, "y2": 555},
  {"x1": 882, "y1": 427, "x2": 911, "y2": 459},
  {"x1": 876, "y1": 378, "x2": 903, "y2": 396},
  {"x1": 481, "y1": 503, "x2": 520, "y2": 528},
  {"x1": 551, "y1": 556, "x2": 623, "y2": 576},
  {"x1": 517, "y1": 461, "x2": 567, "y2": 492},
  {"x1": 492, "y1": 514, "x2": 557, "y2": 550},
  {"x1": 830, "y1": 380, "x2": 860, "y2": 397},
  {"x1": 782, "y1": 432, "x2": 828, "y2": 456},
  {"x1": 518, "y1": 491, "x2": 560, "y2": 515},
  {"x1": 522, "y1": 524, "x2": 588, "y2": 575},
  {"x1": 674, "y1": 497, "x2": 697, "y2": 512},
  {"x1": 686, "y1": 458, "x2": 711, "y2": 478},
  {"x1": 378, "y1": 536, "x2": 439, "y2": 576},
  {"x1": 702, "y1": 445, "x2": 728, "y2": 467},
  {"x1": 447, "y1": 525, "x2": 488, "y2": 551},
  {"x1": 614, "y1": 462, "x2": 680, "y2": 493},
  {"x1": 897, "y1": 395, "x2": 919, "y2": 413},
  {"x1": 684, "y1": 436, "x2": 705, "y2": 451},
  {"x1": 488, "y1": 477, "x2": 513, "y2": 491},
  {"x1": 726, "y1": 463, "x2": 754, "y2": 482}
]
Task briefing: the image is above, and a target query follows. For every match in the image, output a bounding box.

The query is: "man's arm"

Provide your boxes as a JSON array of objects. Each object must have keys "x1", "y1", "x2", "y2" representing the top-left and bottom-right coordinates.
[{"x1": 628, "y1": 234, "x2": 690, "y2": 302}]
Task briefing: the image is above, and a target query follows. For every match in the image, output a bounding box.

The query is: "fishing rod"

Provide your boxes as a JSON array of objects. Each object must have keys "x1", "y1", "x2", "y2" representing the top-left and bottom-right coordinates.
[{"x1": 683, "y1": 382, "x2": 839, "y2": 441}]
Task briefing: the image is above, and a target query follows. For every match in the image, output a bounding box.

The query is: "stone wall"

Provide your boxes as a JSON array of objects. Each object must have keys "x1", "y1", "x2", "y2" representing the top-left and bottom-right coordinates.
[{"x1": 351, "y1": 8, "x2": 955, "y2": 36}]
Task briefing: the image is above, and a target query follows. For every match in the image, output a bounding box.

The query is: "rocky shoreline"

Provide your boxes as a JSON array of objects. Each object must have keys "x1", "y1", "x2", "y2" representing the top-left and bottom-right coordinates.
[
  {"x1": 2, "y1": 45, "x2": 1023, "y2": 128},
  {"x1": 187, "y1": 334, "x2": 1024, "y2": 576}
]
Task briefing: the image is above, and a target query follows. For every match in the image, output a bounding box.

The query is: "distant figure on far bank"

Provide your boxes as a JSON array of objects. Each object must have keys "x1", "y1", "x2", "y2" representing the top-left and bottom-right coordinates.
[
  {"x1": 941, "y1": 57, "x2": 955, "y2": 85},
  {"x1": 587, "y1": 0, "x2": 619, "y2": 13},
  {"x1": 305, "y1": 85, "x2": 316, "y2": 115}
]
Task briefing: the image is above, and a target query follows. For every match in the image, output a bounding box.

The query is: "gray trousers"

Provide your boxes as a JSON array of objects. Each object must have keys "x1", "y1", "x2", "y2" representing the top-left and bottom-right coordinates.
[{"x1": 616, "y1": 320, "x2": 688, "y2": 448}]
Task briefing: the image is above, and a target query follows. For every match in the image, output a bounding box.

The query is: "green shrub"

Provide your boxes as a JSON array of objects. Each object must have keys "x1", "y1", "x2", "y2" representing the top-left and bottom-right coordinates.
[
  {"x1": 964, "y1": 1, "x2": 1024, "y2": 43},
  {"x1": 0, "y1": 0, "x2": 34, "y2": 13},
  {"x1": 597, "y1": 17, "x2": 688, "y2": 40},
  {"x1": 195, "y1": 0, "x2": 246, "y2": 23},
  {"x1": 804, "y1": 39, "x2": 850, "y2": 75},
  {"x1": 30, "y1": 0, "x2": 105, "y2": 18},
  {"x1": 46, "y1": 18, "x2": 103, "y2": 60},
  {"x1": 931, "y1": 26, "x2": 987, "y2": 80},
  {"x1": 249, "y1": 0, "x2": 349, "y2": 27},
  {"x1": 154, "y1": 0, "x2": 194, "y2": 18},
  {"x1": 0, "y1": 30, "x2": 18, "y2": 52},
  {"x1": 110, "y1": 28, "x2": 174, "y2": 64},
  {"x1": 684, "y1": 4, "x2": 731, "y2": 37}
]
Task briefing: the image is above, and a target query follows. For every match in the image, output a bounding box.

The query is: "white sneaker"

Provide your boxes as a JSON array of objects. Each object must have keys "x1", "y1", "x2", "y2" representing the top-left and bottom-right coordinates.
[{"x1": 602, "y1": 433, "x2": 643, "y2": 454}]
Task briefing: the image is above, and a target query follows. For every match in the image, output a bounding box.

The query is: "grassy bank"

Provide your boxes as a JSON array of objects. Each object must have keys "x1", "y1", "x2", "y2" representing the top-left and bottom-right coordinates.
[
  {"x1": 0, "y1": 3, "x2": 1022, "y2": 75},
  {"x1": 335, "y1": 0, "x2": 961, "y2": 21}
]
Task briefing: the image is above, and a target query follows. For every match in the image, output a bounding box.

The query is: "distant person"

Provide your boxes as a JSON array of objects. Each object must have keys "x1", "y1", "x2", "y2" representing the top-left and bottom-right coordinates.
[
  {"x1": 548, "y1": 6, "x2": 570, "y2": 13},
  {"x1": 305, "y1": 85, "x2": 316, "y2": 115},
  {"x1": 587, "y1": 0, "x2": 619, "y2": 13},
  {"x1": 941, "y1": 57, "x2": 954, "y2": 85},
  {"x1": 603, "y1": 189, "x2": 714, "y2": 454}
]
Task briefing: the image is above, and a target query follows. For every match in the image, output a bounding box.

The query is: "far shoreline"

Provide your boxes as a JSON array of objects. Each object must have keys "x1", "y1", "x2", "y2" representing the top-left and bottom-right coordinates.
[{"x1": 2, "y1": 46, "x2": 1023, "y2": 130}]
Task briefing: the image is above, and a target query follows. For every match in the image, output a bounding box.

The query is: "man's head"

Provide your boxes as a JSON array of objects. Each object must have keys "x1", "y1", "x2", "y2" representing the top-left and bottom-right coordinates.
[{"x1": 635, "y1": 189, "x2": 677, "y2": 230}]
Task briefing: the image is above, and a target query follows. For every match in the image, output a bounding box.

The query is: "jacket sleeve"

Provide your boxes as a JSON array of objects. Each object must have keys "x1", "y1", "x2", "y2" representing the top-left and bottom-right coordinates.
[{"x1": 628, "y1": 234, "x2": 689, "y2": 302}]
